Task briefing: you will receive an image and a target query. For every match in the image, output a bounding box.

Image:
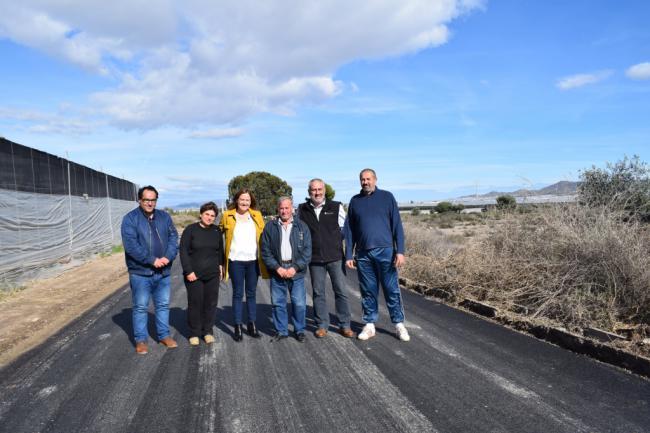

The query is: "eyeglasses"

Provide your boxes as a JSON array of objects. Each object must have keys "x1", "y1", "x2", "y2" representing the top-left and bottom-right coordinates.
[{"x1": 141, "y1": 199, "x2": 157, "y2": 203}]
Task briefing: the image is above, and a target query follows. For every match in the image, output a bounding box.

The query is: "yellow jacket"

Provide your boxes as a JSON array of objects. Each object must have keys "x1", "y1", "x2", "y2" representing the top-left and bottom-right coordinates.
[{"x1": 219, "y1": 208, "x2": 269, "y2": 280}]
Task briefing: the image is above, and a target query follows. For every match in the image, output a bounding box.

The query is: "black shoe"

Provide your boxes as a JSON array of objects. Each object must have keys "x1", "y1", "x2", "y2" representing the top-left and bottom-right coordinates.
[
  {"x1": 247, "y1": 322, "x2": 261, "y2": 338},
  {"x1": 234, "y1": 324, "x2": 243, "y2": 342},
  {"x1": 271, "y1": 333, "x2": 288, "y2": 342},
  {"x1": 295, "y1": 332, "x2": 306, "y2": 343}
]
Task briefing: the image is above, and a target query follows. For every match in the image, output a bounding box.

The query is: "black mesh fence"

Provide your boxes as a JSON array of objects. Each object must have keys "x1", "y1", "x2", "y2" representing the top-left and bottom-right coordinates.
[{"x1": 0, "y1": 137, "x2": 137, "y2": 200}]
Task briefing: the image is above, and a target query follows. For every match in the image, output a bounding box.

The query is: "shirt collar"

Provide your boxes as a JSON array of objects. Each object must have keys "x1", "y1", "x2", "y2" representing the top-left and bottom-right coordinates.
[
  {"x1": 140, "y1": 207, "x2": 155, "y2": 220},
  {"x1": 278, "y1": 217, "x2": 294, "y2": 225}
]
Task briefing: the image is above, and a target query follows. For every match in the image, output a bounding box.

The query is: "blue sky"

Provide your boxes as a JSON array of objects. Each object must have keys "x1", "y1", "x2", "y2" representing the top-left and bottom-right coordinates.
[{"x1": 1, "y1": 0, "x2": 649, "y2": 206}]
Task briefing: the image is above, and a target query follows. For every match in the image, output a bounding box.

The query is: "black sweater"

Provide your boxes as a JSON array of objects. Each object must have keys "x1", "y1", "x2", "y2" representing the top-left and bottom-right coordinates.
[{"x1": 179, "y1": 222, "x2": 224, "y2": 280}]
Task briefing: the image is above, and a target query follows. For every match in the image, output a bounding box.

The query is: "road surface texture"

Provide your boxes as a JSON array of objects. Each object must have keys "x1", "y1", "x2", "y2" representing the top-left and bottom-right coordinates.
[{"x1": 1, "y1": 262, "x2": 649, "y2": 433}]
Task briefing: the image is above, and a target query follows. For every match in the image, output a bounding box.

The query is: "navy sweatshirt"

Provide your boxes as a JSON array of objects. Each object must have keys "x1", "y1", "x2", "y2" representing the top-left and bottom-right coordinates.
[{"x1": 344, "y1": 188, "x2": 405, "y2": 260}]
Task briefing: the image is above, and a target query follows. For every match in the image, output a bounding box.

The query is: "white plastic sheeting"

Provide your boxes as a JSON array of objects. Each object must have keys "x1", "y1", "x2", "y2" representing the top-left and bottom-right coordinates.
[{"x1": 0, "y1": 188, "x2": 136, "y2": 285}]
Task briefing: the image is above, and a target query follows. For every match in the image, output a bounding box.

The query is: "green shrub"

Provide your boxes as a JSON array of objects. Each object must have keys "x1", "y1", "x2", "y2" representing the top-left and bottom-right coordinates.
[
  {"x1": 579, "y1": 155, "x2": 650, "y2": 221},
  {"x1": 434, "y1": 201, "x2": 464, "y2": 213},
  {"x1": 496, "y1": 195, "x2": 516, "y2": 210}
]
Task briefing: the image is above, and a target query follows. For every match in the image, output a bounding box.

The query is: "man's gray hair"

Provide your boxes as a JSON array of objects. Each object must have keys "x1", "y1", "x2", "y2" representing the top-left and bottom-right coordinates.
[
  {"x1": 359, "y1": 168, "x2": 377, "y2": 179},
  {"x1": 277, "y1": 196, "x2": 293, "y2": 206},
  {"x1": 308, "y1": 178, "x2": 325, "y2": 189}
]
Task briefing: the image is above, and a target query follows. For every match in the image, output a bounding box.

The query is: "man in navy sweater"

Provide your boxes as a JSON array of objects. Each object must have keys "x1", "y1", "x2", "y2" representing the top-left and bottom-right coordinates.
[{"x1": 344, "y1": 169, "x2": 410, "y2": 342}]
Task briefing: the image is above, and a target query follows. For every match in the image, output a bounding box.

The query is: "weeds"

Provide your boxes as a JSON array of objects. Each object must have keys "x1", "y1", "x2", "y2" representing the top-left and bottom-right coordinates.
[
  {"x1": 99, "y1": 244, "x2": 124, "y2": 258},
  {"x1": 403, "y1": 204, "x2": 650, "y2": 334},
  {"x1": 172, "y1": 212, "x2": 200, "y2": 229},
  {"x1": 0, "y1": 280, "x2": 27, "y2": 301},
  {"x1": 403, "y1": 211, "x2": 486, "y2": 230}
]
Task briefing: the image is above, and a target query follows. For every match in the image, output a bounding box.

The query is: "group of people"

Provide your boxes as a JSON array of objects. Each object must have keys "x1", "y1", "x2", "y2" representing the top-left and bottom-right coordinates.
[{"x1": 120, "y1": 169, "x2": 409, "y2": 355}]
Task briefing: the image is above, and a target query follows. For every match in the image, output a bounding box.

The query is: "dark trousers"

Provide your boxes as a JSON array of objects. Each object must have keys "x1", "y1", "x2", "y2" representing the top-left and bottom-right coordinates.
[
  {"x1": 309, "y1": 260, "x2": 351, "y2": 329},
  {"x1": 185, "y1": 275, "x2": 220, "y2": 337},
  {"x1": 229, "y1": 260, "x2": 259, "y2": 324}
]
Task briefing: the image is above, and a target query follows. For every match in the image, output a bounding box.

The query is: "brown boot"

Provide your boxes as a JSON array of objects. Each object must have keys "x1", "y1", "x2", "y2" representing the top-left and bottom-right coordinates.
[
  {"x1": 135, "y1": 341, "x2": 148, "y2": 354},
  {"x1": 159, "y1": 336, "x2": 178, "y2": 348}
]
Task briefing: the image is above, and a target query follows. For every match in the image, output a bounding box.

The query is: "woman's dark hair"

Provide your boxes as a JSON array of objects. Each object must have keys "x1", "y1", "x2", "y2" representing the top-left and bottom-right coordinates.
[
  {"x1": 199, "y1": 201, "x2": 219, "y2": 215},
  {"x1": 228, "y1": 188, "x2": 257, "y2": 210},
  {"x1": 137, "y1": 185, "x2": 158, "y2": 200}
]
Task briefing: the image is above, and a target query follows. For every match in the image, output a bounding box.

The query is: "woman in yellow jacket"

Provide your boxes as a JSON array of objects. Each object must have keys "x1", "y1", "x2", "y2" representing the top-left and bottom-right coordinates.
[{"x1": 219, "y1": 188, "x2": 269, "y2": 341}]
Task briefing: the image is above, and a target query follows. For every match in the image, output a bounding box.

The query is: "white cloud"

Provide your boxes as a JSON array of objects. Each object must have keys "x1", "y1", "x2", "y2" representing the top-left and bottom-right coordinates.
[
  {"x1": 165, "y1": 176, "x2": 228, "y2": 190},
  {"x1": 0, "y1": 107, "x2": 101, "y2": 134},
  {"x1": 189, "y1": 127, "x2": 244, "y2": 139},
  {"x1": 625, "y1": 62, "x2": 650, "y2": 80},
  {"x1": 0, "y1": 1, "x2": 484, "y2": 130},
  {"x1": 556, "y1": 70, "x2": 613, "y2": 90}
]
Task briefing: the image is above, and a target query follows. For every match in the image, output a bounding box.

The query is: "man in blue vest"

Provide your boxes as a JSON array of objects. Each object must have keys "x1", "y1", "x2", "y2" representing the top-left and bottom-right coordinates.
[
  {"x1": 345, "y1": 169, "x2": 410, "y2": 342},
  {"x1": 297, "y1": 179, "x2": 354, "y2": 338},
  {"x1": 121, "y1": 185, "x2": 179, "y2": 354}
]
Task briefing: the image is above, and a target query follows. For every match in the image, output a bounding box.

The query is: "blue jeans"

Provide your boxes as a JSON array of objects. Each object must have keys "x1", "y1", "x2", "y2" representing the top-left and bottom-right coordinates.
[
  {"x1": 229, "y1": 260, "x2": 259, "y2": 324},
  {"x1": 129, "y1": 273, "x2": 171, "y2": 342},
  {"x1": 356, "y1": 247, "x2": 405, "y2": 324},
  {"x1": 309, "y1": 260, "x2": 351, "y2": 329},
  {"x1": 270, "y1": 274, "x2": 306, "y2": 335}
]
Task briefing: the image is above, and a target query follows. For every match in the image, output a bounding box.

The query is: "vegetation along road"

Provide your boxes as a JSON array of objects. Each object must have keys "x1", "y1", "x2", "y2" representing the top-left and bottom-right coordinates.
[{"x1": 0, "y1": 261, "x2": 649, "y2": 433}]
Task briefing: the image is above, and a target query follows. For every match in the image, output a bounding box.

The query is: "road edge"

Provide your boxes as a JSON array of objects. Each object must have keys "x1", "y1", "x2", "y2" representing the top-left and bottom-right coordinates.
[{"x1": 400, "y1": 277, "x2": 650, "y2": 380}]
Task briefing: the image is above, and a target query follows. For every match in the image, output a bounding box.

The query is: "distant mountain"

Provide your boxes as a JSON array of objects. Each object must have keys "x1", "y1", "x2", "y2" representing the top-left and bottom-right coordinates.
[
  {"x1": 536, "y1": 181, "x2": 580, "y2": 195},
  {"x1": 172, "y1": 202, "x2": 203, "y2": 209},
  {"x1": 168, "y1": 199, "x2": 228, "y2": 210},
  {"x1": 461, "y1": 181, "x2": 580, "y2": 199}
]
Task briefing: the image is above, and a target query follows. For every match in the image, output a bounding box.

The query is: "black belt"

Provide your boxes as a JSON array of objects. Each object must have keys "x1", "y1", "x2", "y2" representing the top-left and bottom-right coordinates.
[{"x1": 281, "y1": 260, "x2": 292, "y2": 264}]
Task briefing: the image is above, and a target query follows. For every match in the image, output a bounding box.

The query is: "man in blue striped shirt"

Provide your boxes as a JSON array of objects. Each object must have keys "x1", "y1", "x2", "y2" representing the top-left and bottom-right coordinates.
[{"x1": 344, "y1": 169, "x2": 410, "y2": 342}]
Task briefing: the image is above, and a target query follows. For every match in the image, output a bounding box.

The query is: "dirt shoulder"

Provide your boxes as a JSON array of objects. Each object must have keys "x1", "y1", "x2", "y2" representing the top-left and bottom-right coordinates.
[{"x1": 0, "y1": 253, "x2": 128, "y2": 368}]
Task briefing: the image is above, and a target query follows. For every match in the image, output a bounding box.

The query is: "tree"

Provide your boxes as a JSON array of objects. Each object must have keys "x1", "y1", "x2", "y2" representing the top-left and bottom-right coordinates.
[
  {"x1": 578, "y1": 155, "x2": 650, "y2": 221},
  {"x1": 496, "y1": 195, "x2": 517, "y2": 210},
  {"x1": 325, "y1": 183, "x2": 335, "y2": 201},
  {"x1": 434, "y1": 201, "x2": 464, "y2": 213},
  {"x1": 228, "y1": 171, "x2": 292, "y2": 215},
  {"x1": 434, "y1": 201, "x2": 454, "y2": 213}
]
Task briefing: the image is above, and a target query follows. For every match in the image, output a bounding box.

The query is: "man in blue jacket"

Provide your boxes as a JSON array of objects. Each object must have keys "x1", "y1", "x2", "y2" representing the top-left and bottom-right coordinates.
[
  {"x1": 261, "y1": 196, "x2": 312, "y2": 342},
  {"x1": 345, "y1": 169, "x2": 410, "y2": 342},
  {"x1": 121, "y1": 185, "x2": 179, "y2": 354}
]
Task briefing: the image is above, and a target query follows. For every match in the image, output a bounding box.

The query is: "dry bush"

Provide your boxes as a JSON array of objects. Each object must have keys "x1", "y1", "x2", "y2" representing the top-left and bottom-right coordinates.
[
  {"x1": 403, "y1": 204, "x2": 650, "y2": 332},
  {"x1": 427, "y1": 212, "x2": 485, "y2": 229},
  {"x1": 404, "y1": 224, "x2": 461, "y2": 257},
  {"x1": 171, "y1": 211, "x2": 200, "y2": 229},
  {"x1": 402, "y1": 223, "x2": 464, "y2": 289}
]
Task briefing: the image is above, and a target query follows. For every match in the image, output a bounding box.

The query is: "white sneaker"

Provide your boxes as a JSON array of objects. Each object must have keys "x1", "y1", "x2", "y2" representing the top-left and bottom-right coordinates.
[
  {"x1": 395, "y1": 323, "x2": 410, "y2": 342},
  {"x1": 189, "y1": 337, "x2": 200, "y2": 346},
  {"x1": 358, "y1": 323, "x2": 376, "y2": 341}
]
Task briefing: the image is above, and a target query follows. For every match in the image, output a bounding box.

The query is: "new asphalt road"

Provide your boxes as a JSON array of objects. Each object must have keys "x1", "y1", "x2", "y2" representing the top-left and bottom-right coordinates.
[{"x1": 1, "y1": 262, "x2": 649, "y2": 433}]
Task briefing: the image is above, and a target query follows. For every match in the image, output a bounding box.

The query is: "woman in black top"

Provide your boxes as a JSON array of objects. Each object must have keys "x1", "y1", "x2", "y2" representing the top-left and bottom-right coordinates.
[{"x1": 179, "y1": 202, "x2": 224, "y2": 345}]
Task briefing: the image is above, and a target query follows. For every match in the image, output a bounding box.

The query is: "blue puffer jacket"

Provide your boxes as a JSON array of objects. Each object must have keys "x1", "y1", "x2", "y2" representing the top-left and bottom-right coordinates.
[
  {"x1": 121, "y1": 207, "x2": 179, "y2": 276},
  {"x1": 261, "y1": 218, "x2": 312, "y2": 280}
]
